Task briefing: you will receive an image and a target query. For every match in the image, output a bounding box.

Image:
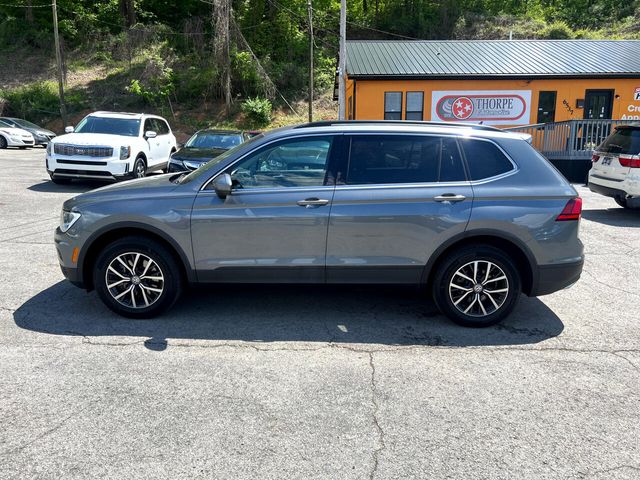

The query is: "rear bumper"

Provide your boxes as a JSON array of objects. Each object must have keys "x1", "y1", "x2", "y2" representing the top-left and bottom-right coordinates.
[
  {"x1": 588, "y1": 181, "x2": 627, "y2": 199},
  {"x1": 530, "y1": 259, "x2": 584, "y2": 296},
  {"x1": 588, "y1": 169, "x2": 640, "y2": 198}
]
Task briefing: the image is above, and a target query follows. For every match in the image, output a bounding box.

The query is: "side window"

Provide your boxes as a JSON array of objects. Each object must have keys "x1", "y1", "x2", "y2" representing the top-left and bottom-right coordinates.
[
  {"x1": 226, "y1": 136, "x2": 334, "y2": 189},
  {"x1": 155, "y1": 119, "x2": 169, "y2": 135},
  {"x1": 405, "y1": 92, "x2": 424, "y2": 120},
  {"x1": 384, "y1": 92, "x2": 402, "y2": 120},
  {"x1": 459, "y1": 139, "x2": 514, "y2": 180},
  {"x1": 143, "y1": 119, "x2": 156, "y2": 135},
  {"x1": 346, "y1": 135, "x2": 466, "y2": 185}
]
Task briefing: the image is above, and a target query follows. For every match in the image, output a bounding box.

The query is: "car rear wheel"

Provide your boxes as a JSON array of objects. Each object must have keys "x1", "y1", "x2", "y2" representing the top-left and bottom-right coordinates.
[
  {"x1": 432, "y1": 245, "x2": 521, "y2": 327},
  {"x1": 93, "y1": 236, "x2": 182, "y2": 318}
]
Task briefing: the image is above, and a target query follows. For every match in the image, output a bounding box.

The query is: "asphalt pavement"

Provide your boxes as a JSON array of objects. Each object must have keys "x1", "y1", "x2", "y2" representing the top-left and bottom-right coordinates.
[{"x1": 0, "y1": 148, "x2": 638, "y2": 479}]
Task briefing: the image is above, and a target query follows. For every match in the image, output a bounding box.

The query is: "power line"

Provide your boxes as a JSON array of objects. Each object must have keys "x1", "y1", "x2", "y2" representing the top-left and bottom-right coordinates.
[
  {"x1": 0, "y1": 2, "x2": 52, "y2": 7},
  {"x1": 319, "y1": 8, "x2": 421, "y2": 40}
]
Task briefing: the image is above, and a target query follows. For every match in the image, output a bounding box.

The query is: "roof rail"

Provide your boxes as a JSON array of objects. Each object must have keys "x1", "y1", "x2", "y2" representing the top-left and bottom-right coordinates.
[{"x1": 294, "y1": 120, "x2": 502, "y2": 132}]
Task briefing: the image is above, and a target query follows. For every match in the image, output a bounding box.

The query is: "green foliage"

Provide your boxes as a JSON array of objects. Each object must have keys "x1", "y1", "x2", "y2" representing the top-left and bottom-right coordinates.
[
  {"x1": 1, "y1": 81, "x2": 60, "y2": 119},
  {"x1": 541, "y1": 21, "x2": 575, "y2": 39},
  {"x1": 241, "y1": 97, "x2": 272, "y2": 127}
]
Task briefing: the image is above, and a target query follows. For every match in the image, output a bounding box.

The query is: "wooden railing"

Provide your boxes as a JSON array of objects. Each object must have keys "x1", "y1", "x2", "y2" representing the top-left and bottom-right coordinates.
[{"x1": 504, "y1": 119, "x2": 638, "y2": 160}]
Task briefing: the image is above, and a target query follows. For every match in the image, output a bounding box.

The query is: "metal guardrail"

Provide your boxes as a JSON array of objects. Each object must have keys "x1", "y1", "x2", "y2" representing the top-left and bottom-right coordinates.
[{"x1": 504, "y1": 119, "x2": 638, "y2": 160}]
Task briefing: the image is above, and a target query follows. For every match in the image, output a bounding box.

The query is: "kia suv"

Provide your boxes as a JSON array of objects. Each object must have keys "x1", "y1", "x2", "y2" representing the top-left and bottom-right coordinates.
[
  {"x1": 588, "y1": 125, "x2": 640, "y2": 209},
  {"x1": 55, "y1": 121, "x2": 584, "y2": 327},
  {"x1": 46, "y1": 111, "x2": 177, "y2": 184}
]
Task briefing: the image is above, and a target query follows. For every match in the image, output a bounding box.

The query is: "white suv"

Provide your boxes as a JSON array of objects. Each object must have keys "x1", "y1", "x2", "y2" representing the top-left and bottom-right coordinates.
[
  {"x1": 46, "y1": 111, "x2": 177, "y2": 184},
  {"x1": 588, "y1": 125, "x2": 640, "y2": 209}
]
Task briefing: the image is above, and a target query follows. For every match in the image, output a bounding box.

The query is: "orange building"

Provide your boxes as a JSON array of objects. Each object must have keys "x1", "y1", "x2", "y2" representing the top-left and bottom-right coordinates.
[{"x1": 340, "y1": 40, "x2": 640, "y2": 126}]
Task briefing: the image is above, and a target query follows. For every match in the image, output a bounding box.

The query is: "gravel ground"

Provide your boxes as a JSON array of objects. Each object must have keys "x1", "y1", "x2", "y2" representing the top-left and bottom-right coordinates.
[{"x1": 0, "y1": 148, "x2": 638, "y2": 479}]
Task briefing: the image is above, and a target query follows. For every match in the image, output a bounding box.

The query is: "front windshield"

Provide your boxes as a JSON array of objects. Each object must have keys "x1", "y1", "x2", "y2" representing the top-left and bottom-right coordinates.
[
  {"x1": 75, "y1": 116, "x2": 141, "y2": 137},
  {"x1": 12, "y1": 118, "x2": 40, "y2": 129},
  {"x1": 0, "y1": 120, "x2": 12, "y2": 128},
  {"x1": 178, "y1": 133, "x2": 265, "y2": 184},
  {"x1": 185, "y1": 132, "x2": 243, "y2": 149}
]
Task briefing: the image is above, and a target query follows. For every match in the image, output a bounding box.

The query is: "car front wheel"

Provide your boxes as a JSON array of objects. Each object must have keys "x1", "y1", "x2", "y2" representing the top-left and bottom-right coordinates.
[
  {"x1": 132, "y1": 157, "x2": 146, "y2": 179},
  {"x1": 93, "y1": 237, "x2": 182, "y2": 318},
  {"x1": 432, "y1": 245, "x2": 521, "y2": 327}
]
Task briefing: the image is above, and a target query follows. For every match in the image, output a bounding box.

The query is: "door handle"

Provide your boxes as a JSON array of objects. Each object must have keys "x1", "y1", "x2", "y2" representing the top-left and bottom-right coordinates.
[
  {"x1": 297, "y1": 197, "x2": 330, "y2": 207},
  {"x1": 433, "y1": 193, "x2": 466, "y2": 203}
]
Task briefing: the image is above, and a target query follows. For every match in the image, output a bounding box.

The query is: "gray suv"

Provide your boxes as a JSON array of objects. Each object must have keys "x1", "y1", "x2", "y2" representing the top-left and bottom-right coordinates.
[{"x1": 55, "y1": 121, "x2": 584, "y2": 327}]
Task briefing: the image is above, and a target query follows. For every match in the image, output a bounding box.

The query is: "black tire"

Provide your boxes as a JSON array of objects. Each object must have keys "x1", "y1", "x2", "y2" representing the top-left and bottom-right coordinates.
[
  {"x1": 93, "y1": 236, "x2": 182, "y2": 319},
  {"x1": 0, "y1": 136, "x2": 7, "y2": 149},
  {"x1": 50, "y1": 176, "x2": 72, "y2": 185},
  {"x1": 132, "y1": 156, "x2": 146, "y2": 179},
  {"x1": 614, "y1": 197, "x2": 631, "y2": 209},
  {"x1": 432, "y1": 245, "x2": 521, "y2": 328}
]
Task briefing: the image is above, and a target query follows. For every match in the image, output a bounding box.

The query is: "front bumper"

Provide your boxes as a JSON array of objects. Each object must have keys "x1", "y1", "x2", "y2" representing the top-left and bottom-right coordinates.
[
  {"x1": 47, "y1": 154, "x2": 132, "y2": 181},
  {"x1": 530, "y1": 259, "x2": 584, "y2": 296},
  {"x1": 55, "y1": 226, "x2": 85, "y2": 288},
  {"x1": 7, "y1": 137, "x2": 35, "y2": 147}
]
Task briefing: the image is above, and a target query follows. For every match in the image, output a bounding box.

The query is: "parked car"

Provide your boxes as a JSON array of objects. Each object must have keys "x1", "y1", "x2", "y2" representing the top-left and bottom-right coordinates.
[
  {"x1": 168, "y1": 129, "x2": 250, "y2": 172},
  {"x1": 46, "y1": 111, "x2": 177, "y2": 184},
  {"x1": 0, "y1": 117, "x2": 56, "y2": 147},
  {"x1": 55, "y1": 121, "x2": 584, "y2": 327},
  {"x1": 588, "y1": 125, "x2": 640, "y2": 209},
  {"x1": 0, "y1": 119, "x2": 35, "y2": 149}
]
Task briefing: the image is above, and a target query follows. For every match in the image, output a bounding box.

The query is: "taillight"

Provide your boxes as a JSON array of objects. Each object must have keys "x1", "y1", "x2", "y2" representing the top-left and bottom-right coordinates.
[
  {"x1": 556, "y1": 197, "x2": 582, "y2": 221},
  {"x1": 618, "y1": 154, "x2": 640, "y2": 168},
  {"x1": 591, "y1": 154, "x2": 600, "y2": 163}
]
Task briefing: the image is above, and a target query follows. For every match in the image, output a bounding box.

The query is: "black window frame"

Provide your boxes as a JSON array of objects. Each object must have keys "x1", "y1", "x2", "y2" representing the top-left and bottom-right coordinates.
[
  {"x1": 384, "y1": 92, "x2": 403, "y2": 120},
  {"x1": 405, "y1": 91, "x2": 424, "y2": 121}
]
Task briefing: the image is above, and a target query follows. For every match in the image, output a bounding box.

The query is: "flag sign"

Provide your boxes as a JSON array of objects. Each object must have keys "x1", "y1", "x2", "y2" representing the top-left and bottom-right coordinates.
[{"x1": 431, "y1": 90, "x2": 532, "y2": 125}]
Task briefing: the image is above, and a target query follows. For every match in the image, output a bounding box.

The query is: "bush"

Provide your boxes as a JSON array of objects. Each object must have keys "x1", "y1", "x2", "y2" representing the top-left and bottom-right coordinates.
[
  {"x1": 541, "y1": 21, "x2": 575, "y2": 39},
  {"x1": 1, "y1": 81, "x2": 60, "y2": 120},
  {"x1": 241, "y1": 97, "x2": 272, "y2": 127}
]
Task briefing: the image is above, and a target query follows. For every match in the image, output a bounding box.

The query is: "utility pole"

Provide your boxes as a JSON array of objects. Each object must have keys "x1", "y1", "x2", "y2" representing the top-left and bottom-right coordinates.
[
  {"x1": 52, "y1": 0, "x2": 67, "y2": 127},
  {"x1": 338, "y1": 0, "x2": 346, "y2": 120},
  {"x1": 307, "y1": 0, "x2": 313, "y2": 122}
]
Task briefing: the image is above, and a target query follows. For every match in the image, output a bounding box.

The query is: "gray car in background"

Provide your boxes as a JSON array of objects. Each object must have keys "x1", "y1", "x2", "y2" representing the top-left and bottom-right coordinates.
[{"x1": 54, "y1": 121, "x2": 584, "y2": 327}]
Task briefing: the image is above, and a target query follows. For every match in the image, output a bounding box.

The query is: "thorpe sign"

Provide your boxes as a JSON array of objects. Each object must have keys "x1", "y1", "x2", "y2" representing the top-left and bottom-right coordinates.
[{"x1": 431, "y1": 90, "x2": 532, "y2": 126}]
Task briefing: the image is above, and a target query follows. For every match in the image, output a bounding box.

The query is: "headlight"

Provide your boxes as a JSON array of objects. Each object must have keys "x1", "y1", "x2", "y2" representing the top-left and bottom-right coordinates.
[
  {"x1": 60, "y1": 210, "x2": 81, "y2": 233},
  {"x1": 184, "y1": 160, "x2": 203, "y2": 170},
  {"x1": 120, "y1": 146, "x2": 131, "y2": 160},
  {"x1": 47, "y1": 142, "x2": 52, "y2": 154}
]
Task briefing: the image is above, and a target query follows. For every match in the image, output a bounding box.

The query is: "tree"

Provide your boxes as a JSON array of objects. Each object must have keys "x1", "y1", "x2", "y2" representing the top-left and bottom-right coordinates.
[{"x1": 119, "y1": 0, "x2": 136, "y2": 28}]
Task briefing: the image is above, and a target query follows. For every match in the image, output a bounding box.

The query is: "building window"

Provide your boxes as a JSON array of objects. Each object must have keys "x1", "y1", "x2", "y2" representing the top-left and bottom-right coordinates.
[
  {"x1": 405, "y1": 92, "x2": 424, "y2": 120},
  {"x1": 537, "y1": 91, "x2": 557, "y2": 123},
  {"x1": 384, "y1": 92, "x2": 402, "y2": 120}
]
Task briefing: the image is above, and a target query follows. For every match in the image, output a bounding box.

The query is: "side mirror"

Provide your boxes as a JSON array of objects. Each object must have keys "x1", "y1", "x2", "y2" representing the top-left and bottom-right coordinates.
[
  {"x1": 213, "y1": 173, "x2": 233, "y2": 199},
  {"x1": 145, "y1": 130, "x2": 157, "y2": 139},
  {"x1": 65, "y1": 126, "x2": 74, "y2": 133}
]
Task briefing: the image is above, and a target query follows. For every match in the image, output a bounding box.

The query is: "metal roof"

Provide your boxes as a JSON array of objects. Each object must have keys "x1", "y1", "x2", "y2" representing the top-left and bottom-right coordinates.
[{"x1": 346, "y1": 40, "x2": 640, "y2": 79}]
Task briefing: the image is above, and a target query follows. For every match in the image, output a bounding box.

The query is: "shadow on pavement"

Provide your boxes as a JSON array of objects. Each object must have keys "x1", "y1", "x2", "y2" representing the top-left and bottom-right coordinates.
[
  {"x1": 582, "y1": 208, "x2": 640, "y2": 228},
  {"x1": 15, "y1": 281, "x2": 565, "y2": 350},
  {"x1": 27, "y1": 179, "x2": 107, "y2": 194}
]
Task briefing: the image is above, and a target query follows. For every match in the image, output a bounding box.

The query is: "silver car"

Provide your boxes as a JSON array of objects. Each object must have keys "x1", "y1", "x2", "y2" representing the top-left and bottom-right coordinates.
[{"x1": 55, "y1": 121, "x2": 584, "y2": 327}]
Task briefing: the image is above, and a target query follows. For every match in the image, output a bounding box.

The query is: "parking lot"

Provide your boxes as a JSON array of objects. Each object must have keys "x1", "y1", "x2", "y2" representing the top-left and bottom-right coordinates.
[{"x1": 0, "y1": 147, "x2": 638, "y2": 479}]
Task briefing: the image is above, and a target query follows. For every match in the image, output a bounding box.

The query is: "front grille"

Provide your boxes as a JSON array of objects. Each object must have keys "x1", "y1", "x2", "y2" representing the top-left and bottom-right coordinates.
[
  {"x1": 54, "y1": 144, "x2": 113, "y2": 157},
  {"x1": 57, "y1": 159, "x2": 108, "y2": 166}
]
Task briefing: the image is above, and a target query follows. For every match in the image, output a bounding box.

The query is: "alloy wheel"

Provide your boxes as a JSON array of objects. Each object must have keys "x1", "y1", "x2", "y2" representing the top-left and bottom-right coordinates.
[
  {"x1": 105, "y1": 252, "x2": 164, "y2": 309},
  {"x1": 448, "y1": 260, "x2": 509, "y2": 317}
]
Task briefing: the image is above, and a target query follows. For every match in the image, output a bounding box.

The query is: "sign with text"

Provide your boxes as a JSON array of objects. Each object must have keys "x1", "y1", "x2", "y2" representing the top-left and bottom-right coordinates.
[
  {"x1": 634, "y1": 87, "x2": 640, "y2": 101},
  {"x1": 431, "y1": 90, "x2": 532, "y2": 125}
]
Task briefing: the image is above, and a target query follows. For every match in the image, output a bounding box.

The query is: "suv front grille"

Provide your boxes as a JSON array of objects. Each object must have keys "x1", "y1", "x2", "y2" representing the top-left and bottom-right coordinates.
[{"x1": 54, "y1": 144, "x2": 113, "y2": 157}]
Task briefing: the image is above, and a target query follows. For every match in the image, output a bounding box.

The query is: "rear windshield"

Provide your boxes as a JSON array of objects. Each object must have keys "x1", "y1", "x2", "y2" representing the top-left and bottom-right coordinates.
[
  {"x1": 598, "y1": 127, "x2": 640, "y2": 155},
  {"x1": 75, "y1": 116, "x2": 141, "y2": 137}
]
